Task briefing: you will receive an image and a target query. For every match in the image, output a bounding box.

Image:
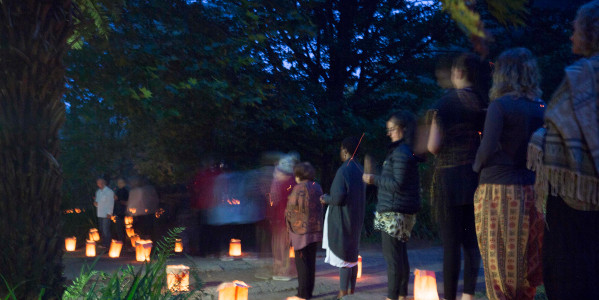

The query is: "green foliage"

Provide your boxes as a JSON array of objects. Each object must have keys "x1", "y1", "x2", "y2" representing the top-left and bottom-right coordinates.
[{"x1": 63, "y1": 227, "x2": 203, "y2": 300}]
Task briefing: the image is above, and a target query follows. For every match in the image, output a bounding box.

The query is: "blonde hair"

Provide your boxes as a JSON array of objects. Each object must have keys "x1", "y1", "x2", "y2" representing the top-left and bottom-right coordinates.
[
  {"x1": 575, "y1": 0, "x2": 599, "y2": 56},
  {"x1": 489, "y1": 47, "x2": 541, "y2": 101}
]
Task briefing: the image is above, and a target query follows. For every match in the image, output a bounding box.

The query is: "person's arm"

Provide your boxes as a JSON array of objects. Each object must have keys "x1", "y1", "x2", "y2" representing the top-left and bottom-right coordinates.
[
  {"x1": 326, "y1": 168, "x2": 348, "y2": 206},
  {"x1": 427, "y1": 110, "x2": 442, "y2": 155},
  {"x1": 473, "y1": 101, "x2": 503, "y2": 173},
  {"x1": 374, "y1": 147, "x2": 410, "y2": 192}
]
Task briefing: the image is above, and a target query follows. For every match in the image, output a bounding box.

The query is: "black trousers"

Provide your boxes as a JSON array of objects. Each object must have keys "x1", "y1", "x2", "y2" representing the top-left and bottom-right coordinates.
[
  {"x1": 381, "y1": 231, "x2": 410, "y2": 298},
  {"x1": 439, "y1": 204, "x2": 480, "y2": 300},
  {"x1": 544, "y1": 194, "x2": 599, "y2": 299},
  {"x1": 295, "y1": 242, "x2": 318, "y2": 299}
]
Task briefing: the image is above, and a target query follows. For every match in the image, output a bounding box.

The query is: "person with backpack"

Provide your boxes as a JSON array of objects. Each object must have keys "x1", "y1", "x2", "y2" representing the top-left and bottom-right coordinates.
[
  {"x1": 285, "y1": 162, "x2": 323, "y2": 300},
  {"x1": 363, "y1": 111, "x2": 421, "y2": 300}
]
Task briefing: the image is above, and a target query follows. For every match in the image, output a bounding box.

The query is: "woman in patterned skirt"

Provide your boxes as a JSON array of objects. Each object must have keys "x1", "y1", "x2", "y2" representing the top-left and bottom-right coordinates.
[
  {"x1": 472, "y1": 48, "x2": 545, "y2": 300},
  {"x1": 363, "y1": 111, "x2": 421, "y2": 300}
]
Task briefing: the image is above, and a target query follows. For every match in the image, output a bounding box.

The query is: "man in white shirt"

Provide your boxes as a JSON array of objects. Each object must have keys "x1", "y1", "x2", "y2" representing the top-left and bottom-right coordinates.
[{"x1": 94, "y1": 178, "x2": 114, "y2": 248}]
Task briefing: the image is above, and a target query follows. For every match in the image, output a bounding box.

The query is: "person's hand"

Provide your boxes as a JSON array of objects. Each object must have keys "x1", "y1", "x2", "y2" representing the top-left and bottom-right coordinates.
[
  {"x1": 93, "y1": 202, "x2": 98, "y2": 207},
  {"x1": 362, "y1": 174, "x2": 374, "y2": 184},
  {"x1": 106, "y1": 214, "x2": 111, "y2": 218},
  {"x1": 320, "y1": 194, "x2": 328, "y2": 205}
]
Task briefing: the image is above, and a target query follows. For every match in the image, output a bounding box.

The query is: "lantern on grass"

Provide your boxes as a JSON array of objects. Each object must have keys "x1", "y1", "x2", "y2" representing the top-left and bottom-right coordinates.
[
  {"x1": 89, "y1": 228, "x2": 100, "y2": 242},
  {"x1": 166, "y1": 265, "x2": 190, "y2": 292},
  {"x1": 109, "y1": 240, "x2": 123, "y2": 258},
  {"x1": 414, "y1": 269, "x2": 439, "y2": 300},
  {"x1": 289, "y1": 246, "x2": 295, "y2": 258},
  {"x1": 65, "y1": 237, "x2": 76, "y2": 252},
  {"x1": 174, "y1": 239, "x2": 183, "y2": 253},
  {"x1": 357, "y1": 255, "x2": 362, "y2": 279},
  {"x1": 86, "y1": 240, "x2": 96, "y2": 257},
  {"x1": 218, "y1": 281, "x2": 249, "y2": 300},
  {"x1": 125, "y1": 225, "x2": 135, "y2": 237},
  {"x1": 130, "y1": 234, "x2": 140, "y2": 248},
  {"x1": 229, "y1": 239, "x2": 241, "y2": 257},
  {"x1": 124, "y1": 216, "x2": 133, "y2": 225},
  {"x1": 136, "y1": 240, "x2": 152, "y2": 262}
]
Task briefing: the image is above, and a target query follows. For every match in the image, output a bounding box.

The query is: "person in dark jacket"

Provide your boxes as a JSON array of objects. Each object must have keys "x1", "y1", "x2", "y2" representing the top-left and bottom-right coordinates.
[
  {"x1": 320, "y1": 136, "x2": 366, "y2": 299},
  {"x1": 114, "y1": 178, "x2": 129, "y2": 243},
  {"x1": 363, "y1": 111, "x2": 421, "y2": 300}
]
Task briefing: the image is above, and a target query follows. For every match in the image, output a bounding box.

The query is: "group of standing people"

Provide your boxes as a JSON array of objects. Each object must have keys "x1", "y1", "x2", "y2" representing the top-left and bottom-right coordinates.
[{"x1": 280, "y1": 1, "x2": 599, "y2": 299}]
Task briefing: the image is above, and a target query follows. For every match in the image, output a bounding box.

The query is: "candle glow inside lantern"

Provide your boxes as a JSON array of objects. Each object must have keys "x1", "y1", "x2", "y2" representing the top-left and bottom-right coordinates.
[
  {"x1": 218, "y1": 280, "x2": 249, "y2": 300},
  {"x1": 130, "y1": 234, "x2": 140, "y2": 248},
  {"x1": 124, "y1": 216, "x2": 133, "y2": 225},
  {"x1": 357, "y1": 255, "x2": 362, "y2": 278},
  {"x1": 65, "y1": 237, "x2": 77, "y2": 252},
  {"x1": 174, "y1": 239, "x2": 183, "y2": 253},
  {"x1": 86, "y1": 240, "x2": 96, "y2": 257},
  {"x1": 229, "y1": 239, "x2": 241, "y2": 257},
  {"x1": 166, "y1": 265, "x2": 190, "y2": 292},
  {"x1": 89, "y1": 228, "x2": 100, "y2": 242},
  {"x1": 414, "y1": 269, "x2": 439, "y2": 300},
  {"x1": 125, "y1": 225, "x2": 135, "y2": 237},
  {"x1": 136, "y1": 240, "x2": 152, "y2": 262},
  {"x1": 109, "y1": 240, "x2": 123, "y2": 258},
  {"x1": 289, "y1": 246, "x2": 295, "y2": 258}
]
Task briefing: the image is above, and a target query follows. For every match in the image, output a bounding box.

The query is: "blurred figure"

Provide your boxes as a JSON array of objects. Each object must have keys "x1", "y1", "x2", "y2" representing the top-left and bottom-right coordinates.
[
  {"x1": 94, "y1": 177, "x2": 114, "y2": 248},
  {"x1": 189, "y1": 160, "x2": 221, "y2": 255},
  {"x1": 473, "y1": 48, "x2": 545, "y2": 300},
  {"x1": 127, "y1": 177, "x2": 159, "y2": 240},
  {"x1": 528, "y1": 1, "x2": 599, "y2": 298},
  {"x1": 286, "y1": 162, "x2": 323, "y2": 300},
  {"x1": 269, "y1": 153, "x2": 299, "y2": 280},
  {"x1": 427, "y1": 53, "x2": 488, "y2": 300},
  {"x1": 321, "y1": 137, "x2": 365, "y2": 299},
  {"x1": 114, "y1": 178, "x2": 129, "y2": 243},
  {"x1": 363, "y1": 111, "x2": 421, "y2": 300}
]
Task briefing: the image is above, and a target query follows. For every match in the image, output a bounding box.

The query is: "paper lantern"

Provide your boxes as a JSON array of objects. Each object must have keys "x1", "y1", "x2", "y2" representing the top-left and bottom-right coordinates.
[
  {"x1": 229, "y1": 239, "x2": 241, "y2": 257},
  {"x1": 109, "y1": 240, "x2": 123, "y2": 258},
  {"x1": 289, "y1": 246, "x2": 295, "y2": 258},
  {"x1": 124, "y1": 216, "x2": 133, "y2": 225},
  {"x1": 174, "y1": 239, "x2": 183, "y2": 253},
  {"x1": 86, "y1": 240, "x2": 96, "y2": 257},
  {"x1": 414, "y1": 269, "x2": 439, "y2": 300},
  {"x1": 125, "y1": 225, "x2": 135, "y2": 237},
  {"x1": 218, "y1": 280, "x2": 249, "y2": 300},
  {"x1": 166, "y1": 265, "x2": 190, "y2": 292},
  {"x1": 136, "y1": 240, "x2": 152, "y2": 262},
  {"x1": 65, "y1": 237, "x2": 77, "y2": 252},
  {"x1": 357, "y1": 255, "x2": 362, "y2": 279},
  {"x1": 130, "y1": 234, "x2": 140, "y2": 248},
  {"x1": 89, "y1": 228, "x2": 100, "y2": 242}
]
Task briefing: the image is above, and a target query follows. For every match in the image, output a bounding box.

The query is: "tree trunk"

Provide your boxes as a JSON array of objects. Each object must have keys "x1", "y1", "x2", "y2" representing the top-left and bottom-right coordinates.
[{"x1": 0, "y1": 1, "x2": 73, "y2": 298}]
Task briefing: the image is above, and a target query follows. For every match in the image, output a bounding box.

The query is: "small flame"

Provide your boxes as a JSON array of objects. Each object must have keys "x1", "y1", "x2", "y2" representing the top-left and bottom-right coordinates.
[
  {"x1": 129, "y1": 208, "x2": 137, "y2": 214},
  {"x1": 111, "y1": 215, "x2": 117, "y2": 223},
  {"x1": 155, "y1": 208, "x2": 165, "y2": 218}
]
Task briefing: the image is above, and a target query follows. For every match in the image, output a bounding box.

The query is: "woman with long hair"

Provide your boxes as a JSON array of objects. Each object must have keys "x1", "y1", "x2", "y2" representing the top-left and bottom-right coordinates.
[
  {"x1": 473, "y1": 47, "x2": 545, "y2": 300},
  {"x1": 363, "y1": 111, "x2": 421, "y2": 300}
]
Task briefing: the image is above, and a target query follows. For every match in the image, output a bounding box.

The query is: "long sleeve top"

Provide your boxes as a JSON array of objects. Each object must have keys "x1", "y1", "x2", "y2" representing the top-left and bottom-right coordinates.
[
  {"x1": 95, "y1": 186, "x2": 115, "y2": 218},
  {"x1": 473, "y1": 95, "x2": 545, "y2": 185}
]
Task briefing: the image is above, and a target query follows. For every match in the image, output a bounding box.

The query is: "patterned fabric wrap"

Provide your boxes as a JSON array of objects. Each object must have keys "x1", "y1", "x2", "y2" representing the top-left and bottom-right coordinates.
[
  {"x1": 474, "y1": 184, "x2": 544, "y2": 300},
  {"x1": 374, "y1": 211, "x2": 416, "y2": 242},
  {"x1": 527, "y1": 54, "x2": 599, "y2": 211},
  {"x1": 285, "y1": 181, "x2": 323, "y2": 235}
]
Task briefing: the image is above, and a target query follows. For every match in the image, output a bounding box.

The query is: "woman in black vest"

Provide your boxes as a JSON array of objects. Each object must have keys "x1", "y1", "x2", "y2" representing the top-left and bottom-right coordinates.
[{"x1": 363, "y1": 111, "x2": 421, "y2": 300}]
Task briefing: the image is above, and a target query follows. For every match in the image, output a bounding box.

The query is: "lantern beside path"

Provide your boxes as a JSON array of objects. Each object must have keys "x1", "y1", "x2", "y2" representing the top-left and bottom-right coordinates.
[
  {"x1": 136, "y1": 240, "x2": 152, "y2": 262},
  {"x1": 357, "y1": 255, "x2": 362, "y2": 279},
  {"x1": 130, "y1": 234, "x2": 140, "y2": 248},
  {"x1": 65, "y1": 237, "x2": 76, "y2": 252},
  {"x1": 89, "y1": 228, "x2": 100, "y2": 242},
  {"x1": 124, "y1": 216, "x2": 133, "y2": 225},
  {"x1": 414, "y1": 269, "x2": 439, "y2": 300},
  {"x1": 174, "y1": 239, "x2": 183, "y2": 253},
  {"x1": 125, "y1": 225, "x2": 135, "y2": 237},
  {"x1": 289, "y1": 246, "x2": 295, "y2": 258},
  {"x1": 166, "y1": 265, "x2": 190, "y2": 292},
  {"x1": 109, "y1": 240, "x2": 123, "y2": 258},
  {"x1": 229, "y1": 239, "x2": 241, "y2": 257},
  {"x1": 218, "y1": 281, "x2": 249, "y2": 300},
  {"x1": 86, "y1": 240, "x2": 96, "y2": 257}
]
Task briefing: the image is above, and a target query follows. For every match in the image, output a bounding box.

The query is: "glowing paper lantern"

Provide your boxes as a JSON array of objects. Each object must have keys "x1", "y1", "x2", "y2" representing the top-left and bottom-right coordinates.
[
  {"x1": 89, "y1": 228, "x2": 100, "y2": 242},
  {"x1": 130, "y1": 234, "x2": 140, "y2": 248},
  {"x1": 86, "y1": 240, "x2": 96, "y2": 257},
  {"x1": 229, "y1": 239, "x2": 241, "y2": 257},
  {"x1": 218, "y1": 281, "x2": 250, "y2": 300},
  {"x1": 136, "y1": 240, "x2": 152, "y2": 262},
  {"x1": 124, "y1": 216, "x2": 133, "y2": 225},
  {"x1": 65, "y1": 237, "x2": 77, "y2": 252},
  {"x1": 166, "y1": 265, "x2": 190, "y2": 292},
  {"x1": 125, "y1": 225, "x2": 135, "y2": 237},
  {"x1": 289, "y1": 246, "x2": 295, "y2": 258},
  {"x1": 414, "y1": 269, "x2": 439, "y2": 300},
  {"x1": 174, "y1": 239, "x2": 183, "y2": 253},
  {"x1": 357, "y1": 255, "x2": 362, "y2": 279},
  {"x1": 109, "y1": 240, "x2": 123, "y2": 258}
]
